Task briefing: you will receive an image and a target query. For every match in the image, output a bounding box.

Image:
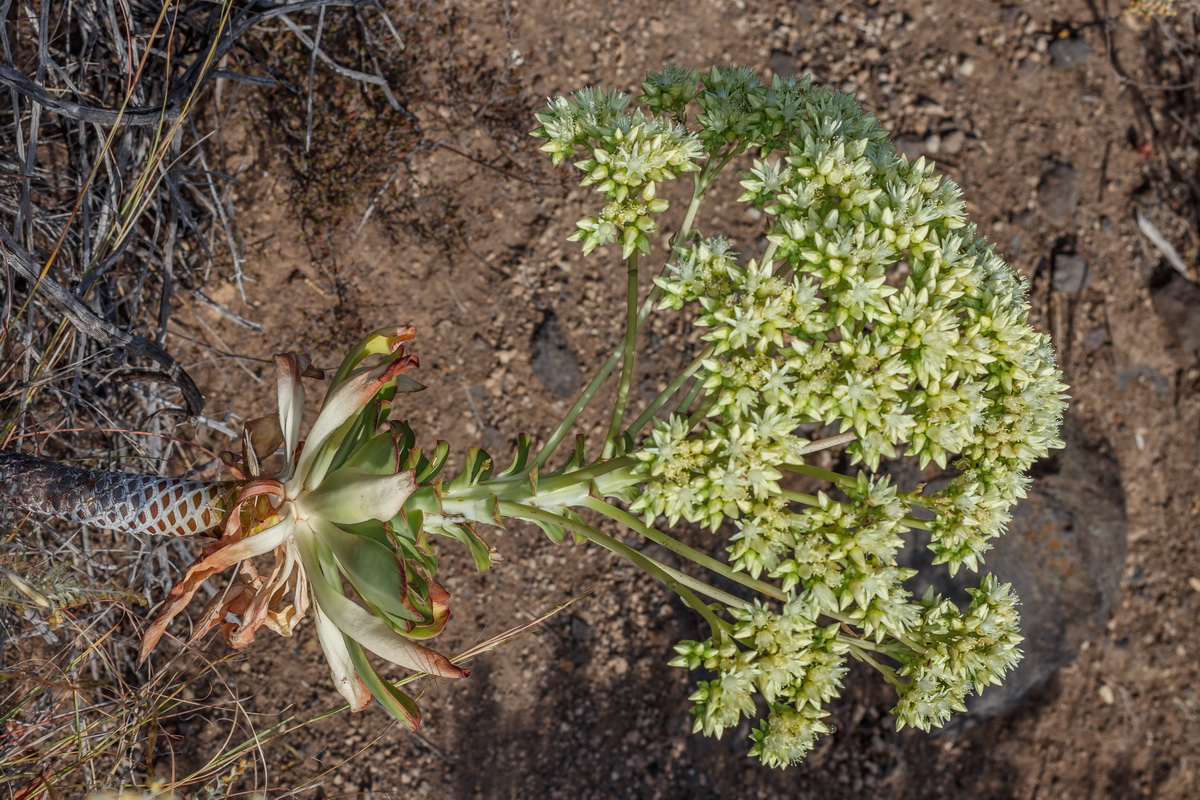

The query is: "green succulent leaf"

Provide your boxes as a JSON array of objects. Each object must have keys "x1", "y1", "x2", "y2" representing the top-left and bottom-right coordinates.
[
  {"x1": 344, "y1": 636, "x2": 423, "y2": 730},
  {"x1": 341, "y1": 431, "x2": 408, "y2": 475},
  {"x1": 435, "y1": 521, "x2": 493, "y2": 571},
  {"x1": 322, "y1": 522, "x2": 422, "y2": 624},
  {"x1": 300, "y1": 467, "x2": 417, "y2": 525}
]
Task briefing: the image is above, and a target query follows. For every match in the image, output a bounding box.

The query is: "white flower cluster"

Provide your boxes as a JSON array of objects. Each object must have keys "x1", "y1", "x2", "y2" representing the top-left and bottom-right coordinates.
[
  {"x1": 533, "y1": 88, "x2": 702, "y2": 257},
  {"x1": 670, "y1": 599, "x2": 846, "y2": 765},
  {"x1": 894, "y1": 576, "x2": 1025, "y2": 732},
  {"x1": 537, "y1": 66, "x2": 1065, "y2": 768}
]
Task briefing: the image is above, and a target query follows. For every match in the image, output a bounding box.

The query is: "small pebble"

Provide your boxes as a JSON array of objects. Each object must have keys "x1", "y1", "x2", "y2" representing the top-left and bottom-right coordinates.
[
  {"x1": 1053, "y1": 253, "x2": 1089, "y2": 294},
  {"x1": 1049, "y1": 36, "x2": 1091, "y2": 69},
  {"x1": 1098, "y1": 684, "x2": 1115, "y2": 705},
  {"x1": 1038, "y1": 163, "x2": 1079, "y2": 222},
  {"x1": 941, "y1": 129, "x2": 966, "y2": 155}
]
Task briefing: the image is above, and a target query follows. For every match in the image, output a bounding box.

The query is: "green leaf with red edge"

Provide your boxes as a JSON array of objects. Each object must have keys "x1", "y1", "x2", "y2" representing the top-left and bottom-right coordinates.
[
  {"x1": 448, "y1": 447, "x2": 494, "y2": 490},
  {"x1": 399, "y1": 533, "x2": 437, "y2": 572},
  {"x1": 326, "y1": 325, "x2": 418, "y2": 392},
  {"x1": 408, "y1": 439, "x2": 451, "y2": 484},
  {"x1": 323, "y1": 405, "x2": 375, "y2": 476},
  {"x1": 344, "y1": 636, "x2": 423, "y2": 730},
  {"x1": 435, "y1": 521, "x2": 494, "y2": 571},
  {"x1": 401, "y1": 577, "x2": 452, "y2": 639},
  {"x1": 300, "y1": 529, "x2": 465, "y2": 678},
  {"x1": 498, "y1": 433, "x2": 533, "y2": 477},
  {"x1": 528, "y1": 516, "x2": 567, "y2": 544},
  {"x1": 341, "y1": 430, "x2": 409, "y2": 475},
  {"x1": 403, "y1": 486, "x2": 441, "y2": 517},
  {"x1": 297, "y1": 354, "x2": 420, "y2": 484},
  {"x1": 322, "y1": 523, "x2": 422, "y2": 624}
]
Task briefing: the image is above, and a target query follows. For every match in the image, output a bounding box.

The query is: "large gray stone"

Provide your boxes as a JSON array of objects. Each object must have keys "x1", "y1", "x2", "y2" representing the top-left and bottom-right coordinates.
[
  {"x1": 1037, "y1": 163, "x2": 1079, "y2": 223},
  {"x1": 530, "y1": 310, "x2": 583, "y2": 398},
  {"x1": 1049, "y1": 36, "x2": 1091, "y2": 69}
]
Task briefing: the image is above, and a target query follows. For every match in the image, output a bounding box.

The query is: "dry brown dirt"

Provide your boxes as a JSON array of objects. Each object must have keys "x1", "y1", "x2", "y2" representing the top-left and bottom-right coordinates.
[{"x1": 150, "y1": 1, "x2": 1200, "y2": 798}]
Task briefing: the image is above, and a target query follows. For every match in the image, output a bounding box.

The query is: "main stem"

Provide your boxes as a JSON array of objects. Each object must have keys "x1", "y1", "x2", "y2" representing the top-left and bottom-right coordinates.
[{"x1": 0, "y1": 449, "x2": 234, "y2": 536}]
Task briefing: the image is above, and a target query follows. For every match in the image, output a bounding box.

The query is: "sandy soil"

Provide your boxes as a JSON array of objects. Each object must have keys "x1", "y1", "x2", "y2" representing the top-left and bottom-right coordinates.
[{"x1": 148, "y1": 1, "x2": 1200, "y2": 797}]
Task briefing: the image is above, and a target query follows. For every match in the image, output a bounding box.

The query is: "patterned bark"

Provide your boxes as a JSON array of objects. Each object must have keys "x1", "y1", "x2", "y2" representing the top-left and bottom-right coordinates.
[{"x1": 0, "y1": 450, "x2": 236, "y2": 536}]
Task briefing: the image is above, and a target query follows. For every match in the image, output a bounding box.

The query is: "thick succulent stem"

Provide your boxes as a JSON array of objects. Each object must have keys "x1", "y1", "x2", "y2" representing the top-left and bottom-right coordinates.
[{"x1": 0, "y1": 449, "x2": 235, "y2": 536}]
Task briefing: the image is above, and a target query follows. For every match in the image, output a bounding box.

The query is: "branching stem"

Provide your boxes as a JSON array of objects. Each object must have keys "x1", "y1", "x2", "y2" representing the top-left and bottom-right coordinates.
[
  {"x1": 499, "y1": 501, "x2": 731, "y2": 634},
  {"x1": 625, "y1": 344, "x2": 714, "y2": 439},
  {"x1": 582, "y1": 497, "x2": 785, "y2": 603},
  {"x1": 603, "y1": 253, "x2": 640, "y2": 457}
]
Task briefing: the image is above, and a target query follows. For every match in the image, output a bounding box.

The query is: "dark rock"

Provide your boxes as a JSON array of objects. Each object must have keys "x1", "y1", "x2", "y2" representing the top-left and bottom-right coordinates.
[
  {"x1": 1084, "y1": 324, "x2": 1109, "y2": 352},
  {"x1": 1116, "y1": 364, "x2": 1171, "y2": 396},
  {"x1": 1049, "y1": 36, "x2": 1090, "y2": 69},
  {"x1": 1037, "y1": 163, "x2": 1079, "y2": 223},
  {"x1": 897, "y1": 417, "x2": 1127, "y2": 733},
  {"x1": 768, "y1": 49, "x2": 797, "y2": 79},
  {"x1": 570, "y1": 615, "x2": 591, "y2": 642},
  {"x1": 530, "y1": 310, "x2": 583, "y2": 398},
  {"x1": 1053, "y1": 252, "x2": 1089, "y2": 294},
  {"x1": 1150, "y1": 270, "x2": 1200, "y2": 359}
]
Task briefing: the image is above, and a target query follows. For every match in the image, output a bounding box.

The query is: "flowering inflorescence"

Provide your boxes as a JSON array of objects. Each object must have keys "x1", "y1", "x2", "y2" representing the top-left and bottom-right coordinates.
[
  {"x1": 534, "y1": 87, "x2": 703, "y2": 257},
  {"x1": 532, "y1": 65, "x2": 1066, "y2": 767}
]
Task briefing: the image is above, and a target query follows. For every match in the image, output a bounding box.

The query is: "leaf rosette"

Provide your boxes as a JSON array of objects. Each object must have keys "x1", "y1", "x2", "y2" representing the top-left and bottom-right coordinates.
[{"x1": 140, "y1": 326, "x2": 467, "y2": 729}]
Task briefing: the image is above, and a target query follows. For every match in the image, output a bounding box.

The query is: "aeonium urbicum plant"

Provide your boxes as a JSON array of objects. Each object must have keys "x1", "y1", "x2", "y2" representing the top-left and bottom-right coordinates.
[{"x1": 0, "y1": 65, "x2": 1066, "y2": 768}]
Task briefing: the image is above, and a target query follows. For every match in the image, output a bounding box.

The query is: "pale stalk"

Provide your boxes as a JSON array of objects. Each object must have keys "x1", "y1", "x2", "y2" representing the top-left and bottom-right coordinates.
[
  {"x1": 603, "y1": 253, "x2": 641, "y2": 458},
  {"x1": 532, "y1": 152, "x2": 734, "y2": 470},
  {"x1": 684, "y1": 396, "x2": 718, "y2": 429},
  {"x1": 845, "y1": 643, "x2": 906, "y2": 689},
  {"x1": 581, "y1": 497, "x2": 785, "y2": 603},
  {"x1": 780, "y1": 463, "x2": 852, "y2": 487},
  {"x1": 796, "y1": 432, "x2": 857, "y2": 455},
  {"x1": 671, "y1": 167, "x2": 709, "y2": 248},
  {"x1": 625, "y1": 343, "x2": 714, "y2": 439},
  {"x1": 529, "y1": 285, "x2": 665, "y2": 470},
  {"x1": 672, "y1": 371, "x2": 708, "y2": 419},
  {"x1": 500, "y1": 501, "x2": 731, "y2": 634}
]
